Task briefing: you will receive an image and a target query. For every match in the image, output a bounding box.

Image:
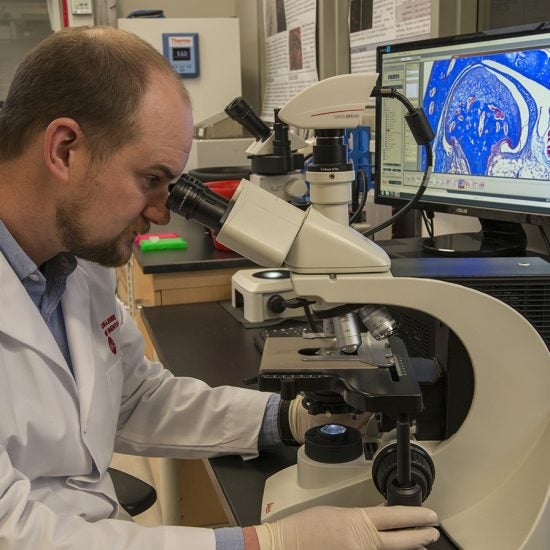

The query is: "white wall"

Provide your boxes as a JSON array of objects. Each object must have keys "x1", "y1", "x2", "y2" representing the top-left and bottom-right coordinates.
[
  {"x1": 115, "y1": 0, "x2": 238, "y2": 18},
  {"x1": 0, "y1": 1, "x2": 52, "y2": 100},
  {"x1": 115, "y1": 0, "x2": 262, "y2": 111},
  {"x1": 118, "y1": 18, "x2": 242, "y2": 125}
]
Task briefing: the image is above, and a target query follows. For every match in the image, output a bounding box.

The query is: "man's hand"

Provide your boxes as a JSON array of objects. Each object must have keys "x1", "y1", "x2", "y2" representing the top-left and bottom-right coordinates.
[
  {"x1": 289, "y1": 394, "x2": 372, "y2": 444},
  {"x1": 248, "y1": 505, "x2": 439, "y2": 550}
]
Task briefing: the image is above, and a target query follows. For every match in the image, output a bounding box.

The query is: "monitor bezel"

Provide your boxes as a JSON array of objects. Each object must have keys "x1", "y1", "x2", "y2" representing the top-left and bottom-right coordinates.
[{"x1": 373, "y1": 22, "x2": 550, "y2": 227}]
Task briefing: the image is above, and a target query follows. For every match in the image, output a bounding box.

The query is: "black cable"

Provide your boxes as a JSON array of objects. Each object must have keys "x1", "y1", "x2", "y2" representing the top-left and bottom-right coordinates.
[
  {"x1": 351, "y1": 170, "x2": 360, "y2": 213},
  {"x1": 349, "y1": 169, "x2": 368, "y2": 224},
  {"x1": 362, "y1": 87, "x2": 434, "y2": 239},
  {"x1": 363, "y1": 147, "x2": 432, "y2": 238},
  {"x1": 302, "y1": 303, "x2": 320, "y2": 333},
  {"x1": 421, "y1": 210, "x2": 435, "y2": 239},
  {"x1": 279, "y1": 297, "x2": 319, "y2": 332}
]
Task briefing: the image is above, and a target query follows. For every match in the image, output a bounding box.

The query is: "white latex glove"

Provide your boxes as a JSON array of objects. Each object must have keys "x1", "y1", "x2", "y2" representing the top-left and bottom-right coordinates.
[
  {"x1": 289, "y1": 394, "x2": 372, "y2": 444},
  {"x1": 254, "y1": 505, "x2": 439, "y2": 550}
]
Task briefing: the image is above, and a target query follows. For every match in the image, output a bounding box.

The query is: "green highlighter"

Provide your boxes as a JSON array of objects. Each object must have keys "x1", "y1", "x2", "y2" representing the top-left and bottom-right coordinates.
[{"x1": 140, "y1": 237, "x2": 188, "y2": 252}]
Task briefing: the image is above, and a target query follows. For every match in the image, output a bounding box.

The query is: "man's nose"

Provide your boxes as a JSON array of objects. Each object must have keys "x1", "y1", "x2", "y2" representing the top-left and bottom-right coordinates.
[{"x1": 142, "y1": 195, "x2": 171, "y2": 226}]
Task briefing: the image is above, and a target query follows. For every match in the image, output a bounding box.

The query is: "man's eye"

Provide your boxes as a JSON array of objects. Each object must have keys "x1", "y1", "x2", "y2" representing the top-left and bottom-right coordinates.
[{"x1": 145, "y1": 176, "x2": 161, "y2": 188}]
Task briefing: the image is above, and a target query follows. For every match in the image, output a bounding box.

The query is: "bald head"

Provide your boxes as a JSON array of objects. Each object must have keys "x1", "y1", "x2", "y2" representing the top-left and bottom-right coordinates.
[{"x1": 0, "y1": 26, "x2": 190, "y2": 163}]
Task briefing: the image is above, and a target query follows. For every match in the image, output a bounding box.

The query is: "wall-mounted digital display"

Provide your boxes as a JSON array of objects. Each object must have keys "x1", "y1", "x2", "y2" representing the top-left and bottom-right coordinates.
[{"x1": 162, "y1": 33, "x2": 200, "y2": 78}]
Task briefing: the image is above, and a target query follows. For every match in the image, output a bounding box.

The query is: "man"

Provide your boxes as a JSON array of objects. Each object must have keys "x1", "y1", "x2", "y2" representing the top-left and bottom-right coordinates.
[{"x1": 0, "y1": 26, "x2": 439, "y2": 549}]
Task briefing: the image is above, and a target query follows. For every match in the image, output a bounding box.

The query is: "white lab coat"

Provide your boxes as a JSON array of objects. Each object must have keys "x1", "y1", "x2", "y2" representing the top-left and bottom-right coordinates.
[{"x1": 0, "y1": 253, "x2": 271, "y2": 549}]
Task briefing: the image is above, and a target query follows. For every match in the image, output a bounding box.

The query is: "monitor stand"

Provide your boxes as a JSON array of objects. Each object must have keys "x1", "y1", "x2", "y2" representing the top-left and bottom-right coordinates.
[{"x1": 421, "y1": 219, "x2": 527, "y2": 257}]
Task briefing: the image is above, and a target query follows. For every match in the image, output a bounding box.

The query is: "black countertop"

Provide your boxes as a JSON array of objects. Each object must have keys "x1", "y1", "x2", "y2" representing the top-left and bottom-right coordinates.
[{"x1": 141, "y1": 302, "x2": 260, "y2": 385}]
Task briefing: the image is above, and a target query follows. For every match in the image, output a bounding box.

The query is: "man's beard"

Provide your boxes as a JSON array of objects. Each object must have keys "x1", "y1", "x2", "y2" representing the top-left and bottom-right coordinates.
[{"x1": 56, "y1": 201, "x2": 150, "y2": 268}]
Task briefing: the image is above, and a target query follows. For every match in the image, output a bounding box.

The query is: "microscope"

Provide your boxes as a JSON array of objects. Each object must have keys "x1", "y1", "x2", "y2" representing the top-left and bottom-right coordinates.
[
  {"x1": 224, "y1": 96, "x2": 308, "y2": 203},
  {"x1": 223, "y1": 95, "x2": 310, "y2": 323},
  {"x1": 167, "y1": 74, "x2": 550, "y2": 550}
]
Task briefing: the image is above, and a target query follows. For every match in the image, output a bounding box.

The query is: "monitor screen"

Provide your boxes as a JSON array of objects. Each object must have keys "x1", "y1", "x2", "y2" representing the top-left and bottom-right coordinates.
[{"x1": 374, "y1": 24, "x2": 550, "y2": 254}]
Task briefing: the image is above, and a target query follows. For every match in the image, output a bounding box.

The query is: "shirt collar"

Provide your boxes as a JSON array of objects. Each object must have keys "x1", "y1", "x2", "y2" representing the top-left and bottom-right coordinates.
[{"x1": 0, "y1": 219, "x2": 77, "y2": 283}]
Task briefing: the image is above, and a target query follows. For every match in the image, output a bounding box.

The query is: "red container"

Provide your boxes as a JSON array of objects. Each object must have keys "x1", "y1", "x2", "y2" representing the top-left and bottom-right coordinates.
[{"x1": 205, "y1": 180, "x2": 241, "y2": 251}]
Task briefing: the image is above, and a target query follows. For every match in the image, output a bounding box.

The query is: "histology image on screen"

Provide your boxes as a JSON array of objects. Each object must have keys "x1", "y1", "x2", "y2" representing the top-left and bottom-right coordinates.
[{"x1": 423, "y1": 48, "x2": 550, "y2": 181}]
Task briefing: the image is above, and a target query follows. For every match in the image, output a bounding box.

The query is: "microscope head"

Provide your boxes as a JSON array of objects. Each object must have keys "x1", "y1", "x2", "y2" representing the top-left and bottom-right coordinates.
[{"x1": 166, "y1": 174, "x2": 390, "y2": 274}]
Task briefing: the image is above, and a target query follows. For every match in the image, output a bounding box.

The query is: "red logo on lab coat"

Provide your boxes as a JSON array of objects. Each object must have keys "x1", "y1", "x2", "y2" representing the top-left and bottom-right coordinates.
[
  {"x1": 100, "y1": 314, "x2": 119, "y2": 355},
  {"x1": 108, "y1": 336, "x2": 117, "y2": 355}
]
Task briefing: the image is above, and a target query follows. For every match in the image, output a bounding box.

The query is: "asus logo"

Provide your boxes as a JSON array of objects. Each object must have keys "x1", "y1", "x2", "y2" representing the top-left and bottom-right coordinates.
[
  {"x1": 456, "y1": 208, "x2": 469, "y2": 214},
  {"x1": 387, "y1": 74, "x2": 400, "y2": 80}
]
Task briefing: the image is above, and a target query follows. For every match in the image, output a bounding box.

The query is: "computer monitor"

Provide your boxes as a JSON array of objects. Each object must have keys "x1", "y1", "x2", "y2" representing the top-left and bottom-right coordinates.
[{"x1": 374, "y1": 23, "x2": 550, "y2": 256}]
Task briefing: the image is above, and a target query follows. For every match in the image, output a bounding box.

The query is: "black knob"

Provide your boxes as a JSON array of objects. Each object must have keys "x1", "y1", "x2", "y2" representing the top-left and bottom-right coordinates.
[
  {"x1": 267, "y1": 295, "x2": 286, "y2": 314},
  {"x1": 372, "y1": 442, "x2": 435, "y2": 505}
]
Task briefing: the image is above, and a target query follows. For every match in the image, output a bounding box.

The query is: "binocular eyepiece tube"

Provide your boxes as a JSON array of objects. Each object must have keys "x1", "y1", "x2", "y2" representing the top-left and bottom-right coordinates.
[
  {"x1": 166, "y1": 173, "x2": 230, "y2": 232},
  {"x1": 225, "y1": 96, "x2": 271, "y2": 141}
]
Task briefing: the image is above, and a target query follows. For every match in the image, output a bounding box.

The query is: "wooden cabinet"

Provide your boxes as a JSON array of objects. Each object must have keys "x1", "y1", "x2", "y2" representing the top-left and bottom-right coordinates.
[
  {"x1": 116, "y1": 256, "x2": 240, "y2": 309},
  {"x1": 179, "y1": 459, "x2": 230, "y2": 527}
]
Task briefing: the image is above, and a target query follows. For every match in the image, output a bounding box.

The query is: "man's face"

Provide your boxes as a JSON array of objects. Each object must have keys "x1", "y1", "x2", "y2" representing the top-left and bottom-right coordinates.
[{"x1": 56, "y1": 73, "x2": 192, "y2": 267}]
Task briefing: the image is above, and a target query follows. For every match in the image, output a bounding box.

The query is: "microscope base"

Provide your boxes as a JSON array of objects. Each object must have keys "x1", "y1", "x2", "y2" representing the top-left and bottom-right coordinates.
[{"x1": 261, "y1": 446, "x2": 383, "y2": 522}]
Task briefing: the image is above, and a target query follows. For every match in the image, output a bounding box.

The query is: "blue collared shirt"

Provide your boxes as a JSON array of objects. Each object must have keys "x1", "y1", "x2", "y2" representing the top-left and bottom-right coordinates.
[{"x1": 0, "y1": 220, "x2": 76, "y2": 371}]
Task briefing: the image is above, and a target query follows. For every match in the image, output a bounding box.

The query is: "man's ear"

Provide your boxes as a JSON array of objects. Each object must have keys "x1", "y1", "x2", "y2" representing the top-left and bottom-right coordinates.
[{"x1": 43, "y1": 118, "x2": 84, "y2": 182}]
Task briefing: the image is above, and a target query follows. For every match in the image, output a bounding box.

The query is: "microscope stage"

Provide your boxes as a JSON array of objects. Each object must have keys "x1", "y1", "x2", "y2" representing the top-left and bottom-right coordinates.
[
  {"x1": 259, "y1": 336, "x2": 380, "y2": 371},
  {"x1": 258, "y1": 335, "x2": 423, "y2": 414}
]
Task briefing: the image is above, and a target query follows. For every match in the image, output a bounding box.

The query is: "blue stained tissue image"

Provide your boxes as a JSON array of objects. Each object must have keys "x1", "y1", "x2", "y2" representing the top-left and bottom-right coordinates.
[{"x1": 423, "y1": 48, "x2": 550, "y2": 181}]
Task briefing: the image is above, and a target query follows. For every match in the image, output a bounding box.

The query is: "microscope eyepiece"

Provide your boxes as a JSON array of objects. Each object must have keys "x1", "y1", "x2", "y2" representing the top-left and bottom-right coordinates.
[
  {"x1": 225, "y1": 96, "x2": 271, "y2": 141},
  {"x1": 166, "y1": 173, "x2": 230, "y2": 232}
]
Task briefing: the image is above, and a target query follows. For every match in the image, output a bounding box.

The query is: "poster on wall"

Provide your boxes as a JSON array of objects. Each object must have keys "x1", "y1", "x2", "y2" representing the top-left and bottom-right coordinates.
[
  {"x1": 350, "y1": 0, "x2": 431, "y2": 74},
  {"x1": 261, "y1": 0, "x2": 318, "y2": 120}
]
